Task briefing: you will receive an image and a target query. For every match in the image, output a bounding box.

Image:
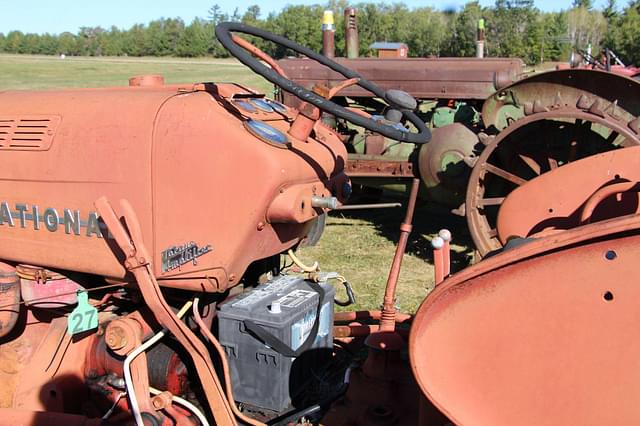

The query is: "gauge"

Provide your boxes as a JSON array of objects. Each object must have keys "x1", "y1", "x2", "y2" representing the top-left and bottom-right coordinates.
[
  {"x1": 244, "y1": 119, "x2": 289, "y2": 148},
  {"x1": 266, "y1": 100, "x2": 289, "y2": 115},
  {"x1": 249, "y1": 98, "x2": 275, "y2": 113},
  {"x1": 232, "y1": 100, "x2": 257, "y2": 113}
]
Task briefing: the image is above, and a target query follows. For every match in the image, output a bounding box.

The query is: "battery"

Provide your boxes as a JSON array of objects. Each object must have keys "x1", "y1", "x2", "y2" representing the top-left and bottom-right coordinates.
[{"x1": 217, "y1": 274, "x2": 335, "y2": 412}]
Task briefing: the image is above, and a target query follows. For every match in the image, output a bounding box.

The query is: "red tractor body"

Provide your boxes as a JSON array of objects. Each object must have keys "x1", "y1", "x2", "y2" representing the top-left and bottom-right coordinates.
[{"x1": 0, "y1": 82, "x2": 347, "y2": 292}]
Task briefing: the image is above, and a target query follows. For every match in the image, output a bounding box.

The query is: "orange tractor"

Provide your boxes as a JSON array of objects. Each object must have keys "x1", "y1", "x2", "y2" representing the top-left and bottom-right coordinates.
[{"x1": 0, "y1": 22, "x2": 638, "y2": 425}]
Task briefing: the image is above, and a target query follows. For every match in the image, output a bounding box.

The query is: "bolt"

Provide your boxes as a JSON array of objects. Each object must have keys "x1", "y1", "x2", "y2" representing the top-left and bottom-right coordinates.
[
  {"x1": 105, "y1": 325, "x2": 128, "y2": 351},
  {"x1": 257, "y1": 222, "x2": 265, "y2": 231},
  {"x1": 229, "y1": 274, "x2": 236, "y2": 282},
  {"x1": 152, "y1": 396, "x2": 165, "y2": 409}
]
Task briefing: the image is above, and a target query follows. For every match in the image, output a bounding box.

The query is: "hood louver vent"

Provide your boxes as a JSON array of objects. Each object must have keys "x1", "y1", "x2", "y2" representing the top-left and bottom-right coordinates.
[{"x1": 0, "y1": 116, "x2": 61, "y2": 151}]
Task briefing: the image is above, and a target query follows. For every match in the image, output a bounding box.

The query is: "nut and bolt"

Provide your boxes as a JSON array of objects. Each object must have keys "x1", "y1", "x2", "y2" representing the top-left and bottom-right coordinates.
[{"x1": 105, "y1": 325, "x2": 128, "y2": 350}]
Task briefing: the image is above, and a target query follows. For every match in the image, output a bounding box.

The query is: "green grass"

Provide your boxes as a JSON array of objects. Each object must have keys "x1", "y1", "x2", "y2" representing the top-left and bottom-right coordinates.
[
  {"x1": 299, "y1": 200, "x2": 473, "y2": 313},
  {"x1": 0, "y1": 54, "x2": 272, "y2": 93},
  {"x1": 0, "y1": 54, "x2": 473, "y2": 313}
]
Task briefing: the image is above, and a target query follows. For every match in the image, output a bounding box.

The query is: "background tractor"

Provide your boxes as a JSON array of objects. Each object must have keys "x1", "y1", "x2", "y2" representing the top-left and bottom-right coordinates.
[{"x1": 277, "y1": 8, "x2": 640, "y2": 258}]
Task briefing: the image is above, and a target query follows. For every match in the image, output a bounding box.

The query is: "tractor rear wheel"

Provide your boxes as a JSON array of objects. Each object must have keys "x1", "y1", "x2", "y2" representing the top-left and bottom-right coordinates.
[{"x1": 466, "y1": 104, "x2": 640, "y2": 257}]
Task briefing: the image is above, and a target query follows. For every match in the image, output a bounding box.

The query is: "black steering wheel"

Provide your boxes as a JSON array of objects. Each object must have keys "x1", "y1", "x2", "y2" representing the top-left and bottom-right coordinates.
[{"x1": 215, "y1": 22, "x2": 431, "y2": 144}]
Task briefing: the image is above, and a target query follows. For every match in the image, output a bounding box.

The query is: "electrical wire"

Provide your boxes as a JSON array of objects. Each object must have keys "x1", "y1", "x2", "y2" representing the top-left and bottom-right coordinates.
[
  {"x1": 287, "y1": 249, "x2": 319, "y2": 272},
  {"x1": 149, "y1": 387, "x2": 209, "y2": 426},
  {"x1": 124, "y1": 300, "x2": 193, "y2": 426},
  {"x1": 102, "y1": 391, "x2": 127, "y2": 420},
  {"x1": 0, "y1": 281, "x2": 128, "y2": 310}
]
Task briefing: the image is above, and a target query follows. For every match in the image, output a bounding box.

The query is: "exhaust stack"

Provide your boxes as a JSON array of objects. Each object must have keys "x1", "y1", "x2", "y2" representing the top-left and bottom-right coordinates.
[
  {"x1": 322, "y1": 10, "x2": 335, "y2": 58},
  {"x1": 345, "y1": 8, "x2": 359, "y2": 58},
  {"x1": 476, "y1": 18, "x2": 485, "y2": 58}
]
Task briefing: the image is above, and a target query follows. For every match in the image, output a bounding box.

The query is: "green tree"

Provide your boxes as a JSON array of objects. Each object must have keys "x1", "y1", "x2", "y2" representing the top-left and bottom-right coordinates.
[
  {"x1": 99, "y1": 27, "x2": 126, "y2": 56},
  {"x1": 409, "y1": 7, "x2": 448, "y2": 56},
  {"x1": 122, "y1": 24, "x2": 146, "y2": 56},
  {"x1": 242, "y1": 5, "x2": 261, "y2": 25},
  {"x1": 37, "y1": 33, "x2": 59, "y2": 55},
  {"x1": 567, "y1": 6, "x2": 607, "y2": 51},
  {"x1": 605, "y1": 3, "x2": 640, "y2": 64},
  {"x1": 443, "y1": 1, "x2": 483, "y2": 57},
  {"x1": 357, "y1": 3, "x2": 395, "y2": 56},
  {"x1": 58, "y1": 32, "x2": 78, "y2": 55},
  {"x1": 5, "y1": 31, "x2": 25, "y2": 53},
  {"x1": 573, "y1": 0, "x2": 593, "y2": 9},
  {"x1": 489, "y1": 0, "x2": 541, "y2": 62},
  {"x1": 77, "y1": 27, "x2": 105, "y2": 55},
  {"x1": 539, "y1": 12, "x2": 570, "y2": 62},
  {"x1": 208, "y1": 4, "x2": 228, "y2": 24},
  {"x1": 603, "y1": 0, "x2": 618, "y2": 21},
  {"x1": 265, "y1": 5, "x2": 324, "y2": 57},
  {"x1": 177, "y1": 18, "x2": 210, "y2": 56},
  {"x1": 145, "y1": 18, "x2": 185, "y2": 56}
]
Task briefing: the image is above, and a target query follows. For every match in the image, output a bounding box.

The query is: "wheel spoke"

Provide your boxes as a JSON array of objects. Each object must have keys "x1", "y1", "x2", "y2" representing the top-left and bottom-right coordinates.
[
  {"x1": 484, "y1": 163, "x2": 527, "y2": 186},
  {"x1": 606, "y1": 131, "x2": 620, "y2": 145},
  {"x1": 487, "y1": 228, "x2": 498, "y2": 238},
  {"x1": 518, "y1": 154, "x2": 541, "y2": 175},
  {"x1": 548, "y1": 157, "x2": 558, "y2": 170},
  {"x1": 479, "y1": 197, "x2": 505, "y2": 206},
  {"x1": 568, "y1": 140, "x2": 578, "y2": 162}
]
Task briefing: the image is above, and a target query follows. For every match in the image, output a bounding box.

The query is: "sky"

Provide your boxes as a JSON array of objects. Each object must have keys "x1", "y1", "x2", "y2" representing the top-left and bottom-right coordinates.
[{"x1": 1, "y1": 0, "x2": 611, "y2": 35}]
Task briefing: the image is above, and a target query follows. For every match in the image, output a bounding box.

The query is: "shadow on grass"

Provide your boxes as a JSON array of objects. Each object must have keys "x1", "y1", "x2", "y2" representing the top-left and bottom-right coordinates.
[{"x1": 330, "y1": 191, "x2": 475, "y2": 273}]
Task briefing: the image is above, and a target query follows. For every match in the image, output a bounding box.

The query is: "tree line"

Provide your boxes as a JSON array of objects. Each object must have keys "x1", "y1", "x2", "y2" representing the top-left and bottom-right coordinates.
[{"x1": 0, "y1": 0, "x2": 639, "y2": 65}]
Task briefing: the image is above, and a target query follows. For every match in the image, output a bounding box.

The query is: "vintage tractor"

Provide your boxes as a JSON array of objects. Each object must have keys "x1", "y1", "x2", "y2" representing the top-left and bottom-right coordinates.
[
  {"x1": 0, "y1": 21, "x2": 639, "y2": 426},
  {"x1": 276, "y1": 11, "x2": 640, "y2": 259},
  {"x1": 277, "y1": 49, "x2": 524, "y2": 209}
]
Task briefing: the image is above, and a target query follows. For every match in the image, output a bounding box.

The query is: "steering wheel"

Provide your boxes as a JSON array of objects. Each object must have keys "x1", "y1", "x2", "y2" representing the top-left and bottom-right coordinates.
[{"x1": 215, "y1": 22, "x2": 431, "y2": 144}]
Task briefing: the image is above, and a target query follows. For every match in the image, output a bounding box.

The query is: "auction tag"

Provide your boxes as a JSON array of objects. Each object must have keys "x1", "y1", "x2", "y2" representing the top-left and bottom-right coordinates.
[{"x1": 67, "y1": 291, "x2": 98, "y2": 335}]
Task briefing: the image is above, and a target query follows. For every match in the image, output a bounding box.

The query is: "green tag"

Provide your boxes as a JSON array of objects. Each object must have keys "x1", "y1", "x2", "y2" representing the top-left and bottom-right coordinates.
[
  {"x1": 478, "y1": 19, "x2": 485, "y2": 30},
  {"x1": 67, "y1": 291, "x2": 98, "y2": 335}
]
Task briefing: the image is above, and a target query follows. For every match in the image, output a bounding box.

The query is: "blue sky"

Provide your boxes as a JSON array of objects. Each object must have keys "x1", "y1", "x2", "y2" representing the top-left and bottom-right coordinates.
[{"x1": 2, "y1": 0, "x2": 610, "y2": 35}]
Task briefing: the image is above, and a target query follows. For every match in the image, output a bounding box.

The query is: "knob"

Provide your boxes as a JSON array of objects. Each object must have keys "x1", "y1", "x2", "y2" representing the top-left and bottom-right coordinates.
[
  {"x1": 311, "y1": 196, "x2": 338, "y2": 209},
  {"x1": 385, "y1": 89, "x2": 417, "y2": 110}
]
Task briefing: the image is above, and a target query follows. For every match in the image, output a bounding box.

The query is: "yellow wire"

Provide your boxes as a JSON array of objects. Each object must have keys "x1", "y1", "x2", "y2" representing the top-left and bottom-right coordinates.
[{"x1": 287, "y1": 249, "x2": 319, "y2": 272}]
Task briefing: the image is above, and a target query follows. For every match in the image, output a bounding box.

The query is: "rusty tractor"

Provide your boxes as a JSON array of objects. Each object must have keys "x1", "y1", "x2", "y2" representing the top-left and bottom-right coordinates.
[
  {"x1": 0, "y1": 21, "x2": 639, "y2": 426},
  {"x1": 277, "y1": 9, "x2": 640, "y2": 259}
]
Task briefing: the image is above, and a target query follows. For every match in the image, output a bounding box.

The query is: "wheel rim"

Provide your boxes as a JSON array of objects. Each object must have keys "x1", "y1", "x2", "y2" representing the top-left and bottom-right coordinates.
[{"x1": 466, "y1": 107, "x2": 640, "y2": 257}]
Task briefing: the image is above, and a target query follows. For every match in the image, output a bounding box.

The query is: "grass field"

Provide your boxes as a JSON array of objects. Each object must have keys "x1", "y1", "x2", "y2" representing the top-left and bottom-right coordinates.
[
  {"x1": 0, "y1": 53, "x2": 473, "y2": 313},
  {"x1": 0, "y1": 54, "x2": 273, "y2": 93}
]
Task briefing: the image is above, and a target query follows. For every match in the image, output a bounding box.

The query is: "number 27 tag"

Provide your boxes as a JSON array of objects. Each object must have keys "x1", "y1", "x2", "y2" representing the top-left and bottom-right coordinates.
[{"x1": 67, "y1": 291, "x2": 99, "y2": 335}]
